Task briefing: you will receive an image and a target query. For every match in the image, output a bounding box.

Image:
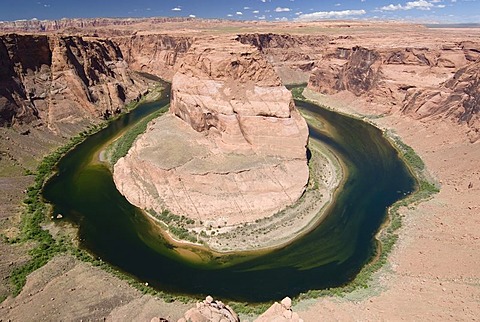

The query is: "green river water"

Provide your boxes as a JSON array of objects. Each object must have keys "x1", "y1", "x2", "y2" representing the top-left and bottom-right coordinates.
[{"x1": 43, "y1": 85, "x2": 415, "y2": 302}]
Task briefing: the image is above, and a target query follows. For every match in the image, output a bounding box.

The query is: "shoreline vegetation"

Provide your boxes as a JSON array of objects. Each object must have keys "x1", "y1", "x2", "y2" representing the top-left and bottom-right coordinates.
[
  {"x1": 294, "y1": 87, "x2": 440, "y2": 301},
  {"x1": 2, "y1": 82, "x2": 439, "y2": 316},
  {"x1": 1, "y1": 84, "x2": 166, "y2": 298}
]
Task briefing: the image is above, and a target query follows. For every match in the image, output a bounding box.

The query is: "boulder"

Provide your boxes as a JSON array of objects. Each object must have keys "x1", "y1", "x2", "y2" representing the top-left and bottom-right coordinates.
[
  {"x1": 254, "y1": 297, "x2": 303, "y2": 322},
  {"x1": 180, "y1": 296, "x2": 239, "y2": 322}
]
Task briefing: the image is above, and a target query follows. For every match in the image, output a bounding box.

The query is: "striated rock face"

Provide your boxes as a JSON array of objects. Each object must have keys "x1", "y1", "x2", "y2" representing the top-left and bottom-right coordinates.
[
  {"x1": 0, "y1": 33, "x2": 150, "y2": 132},
  {"x1": 309, "y1": 46, "x2": 382, "y2": 96},
  {"x1": 238, "y1": 31, "x2": 480, "y2": 141},
  {"x1": 237, "y1": 33, "x2": 327, "y2": 85},
  {"x1": 305, "y1": 40, "x2": 480, "y2": 140},
  {"x1": 114, "y1": 38, "x2": 309, "y2": 227},
  {"x1": 402, "y1": 60, "x2": 480, "y2": 141},
  {"x1": 115, "y1": 34, "x2": 193, "y2": 81}
]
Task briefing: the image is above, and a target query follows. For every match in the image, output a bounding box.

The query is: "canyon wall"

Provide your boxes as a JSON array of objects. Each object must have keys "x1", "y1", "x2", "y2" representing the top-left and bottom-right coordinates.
[
  {"x1": 114, "y1": 34, "x2": 193, "y2": 81},
  {"x1": 238, "y1": 32, "x2": 479, "y2": 141},
  {"x1": 2, "y1": 27, "x2": 478, "y2": 141},
  {"x1": 307, "y1": 42, "x2": 479, "y2": 140},
  {"x1": 237, "y1": 33, "x2": 327, "y2": 84},
  {"x1": 402, "y1": 60, "x2": 480, "y2": 133},
  {"x1": 0, "y1": 34, "x2": 151, "y2": 134}
]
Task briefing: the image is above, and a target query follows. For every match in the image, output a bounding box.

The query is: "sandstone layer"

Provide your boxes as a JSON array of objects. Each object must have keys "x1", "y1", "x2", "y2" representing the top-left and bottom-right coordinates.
[
  {"x1": 302, "y1": 37, "x2": 480, "y2": 141},
  {"x1": 402, "y1": 59, "x2": 480, "y2": 136},
  {"x1": 114, "y1": 34, "x2": 192, "y2": 81},
  {"x1": 0, "y1": 34, "x2": 151, "y2": 134},
  {"x1": 238, "y1": 29, "x2": 480, "y2": 141},
  {"x1": 114, "y1": 37, "x2": 309, "y2": 229}
]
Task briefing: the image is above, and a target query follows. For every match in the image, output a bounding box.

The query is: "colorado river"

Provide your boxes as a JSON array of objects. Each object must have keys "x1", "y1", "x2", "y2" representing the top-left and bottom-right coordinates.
[{"x1": 43, "y1": 83, "x2": 415, "y2": 302}]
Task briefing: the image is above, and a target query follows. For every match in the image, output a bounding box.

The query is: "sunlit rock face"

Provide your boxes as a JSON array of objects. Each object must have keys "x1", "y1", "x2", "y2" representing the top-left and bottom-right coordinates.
[{"x1": 114, "y1": 37, "x2": 309, "y2": 227}]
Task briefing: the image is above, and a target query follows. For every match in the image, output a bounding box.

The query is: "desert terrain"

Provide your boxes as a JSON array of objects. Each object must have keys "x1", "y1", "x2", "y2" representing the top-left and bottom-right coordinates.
[{"x1": 0, "y1": 18, "x2": 479, "y2": 321}]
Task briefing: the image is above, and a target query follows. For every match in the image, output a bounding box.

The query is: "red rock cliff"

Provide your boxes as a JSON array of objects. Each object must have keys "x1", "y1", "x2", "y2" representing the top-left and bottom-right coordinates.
[{"x1": 0, "y1": 33, "x2": 151, "y2": 133}]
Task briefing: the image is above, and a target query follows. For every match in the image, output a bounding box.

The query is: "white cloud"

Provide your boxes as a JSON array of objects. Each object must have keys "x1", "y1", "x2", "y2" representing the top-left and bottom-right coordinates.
[
  {"x1": 403, "y1": 0, "x2": 435, "y2": 10},
  {"x1": 236, "y1": 11, "x2": 243, "y2": 15},
  {"x1": 335, "y1": 3, "x2": 341, "y2": 6},
  {"x1": 275, "y1": 7, "x2": 291, "y2": 12},
  {"x1": 380, "y1": 4, "x2": 403, "y2": 10},
  {"x1": 379, "y1": 0, "x2": 435, "y2": 11},
  {"x1": 258, "y1": 15, "x2": 266, "y2": 19},
  {"x1": 171, "y1": 7, "x2": 181, "y2": 11},
  {"x1": 253, "y1": 10, "x2": 260, "y2": 13},
  {"x1": 227, "y1": 14, "x2": 233, "y2": 17},
  {"x1": 296, "y1": 9, "x2": 366, "y2": 20},
  {"x1": 189, "y1": 14, "x2": 196, "y2": 17},
  {"x1": 244, "y1": 6, "x2": 251, "y2": 10}
]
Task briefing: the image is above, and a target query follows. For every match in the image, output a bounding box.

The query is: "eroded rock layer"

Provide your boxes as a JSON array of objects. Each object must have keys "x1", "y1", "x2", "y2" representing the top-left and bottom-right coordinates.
[
  {"x1": 402, "y1": 60, "x2": 480, "y2": 140},
  {"x1": 0, "y1": 34, "x2": 150, "y2": 133},
  {"x1": 114, "y1": 34, "x2": 193, "y2": 81},
  {"x1": 114, "y1": 38, "x2": 309, "y2": 226}
]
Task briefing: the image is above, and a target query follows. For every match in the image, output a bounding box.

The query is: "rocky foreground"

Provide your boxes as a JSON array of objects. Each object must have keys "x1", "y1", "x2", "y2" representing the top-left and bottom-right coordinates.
[
  {"x1": 172, "y1": 296, "x2": 303, "y2": 322},
  {"x1": 114, "y1": 37, "x2": 309, "y2": 230}
]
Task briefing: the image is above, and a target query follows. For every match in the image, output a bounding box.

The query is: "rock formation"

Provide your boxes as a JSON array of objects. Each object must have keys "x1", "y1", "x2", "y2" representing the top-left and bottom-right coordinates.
[
  {"x1": 304, "y1": 41, "x2": 480, "y2": 141},
  {"x1": 114, "y1": 37, "x2": 309, "y2": 229},
  {"x1": 0, "y1": 33, "x2": 151, "y2": 133},
  {"x1": 309, "y1": 46, "x2": 382, "y2": 96},
  {"x1": 402, "y1": 60, "x2": 480, "y2": 141},
  {"x1": 176, "y1": 296, "x2": 303, "y2": 322},
  {"x1": 178, "y1": 296, "x2": 239, "y2": 322},
  {"x1": 255, "y1": 297, "x2": 303, "y2": 322},
  {"x1": 115, "y1": 34, "x2": 193, "y2": 81},
  {"x1": 236, "y1": 33, "x2": 326, "y2": 84}
]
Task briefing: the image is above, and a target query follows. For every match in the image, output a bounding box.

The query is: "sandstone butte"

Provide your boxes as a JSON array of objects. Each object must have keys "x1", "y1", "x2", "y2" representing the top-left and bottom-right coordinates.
[{"x1": 113, "y1": 37, "x2": 310, "y2": 230}]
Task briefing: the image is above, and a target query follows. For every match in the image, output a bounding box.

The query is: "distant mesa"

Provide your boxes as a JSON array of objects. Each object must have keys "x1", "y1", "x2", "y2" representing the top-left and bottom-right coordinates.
[{"x1": 113, "y1": 37, "x2": 309, "y2": 230}]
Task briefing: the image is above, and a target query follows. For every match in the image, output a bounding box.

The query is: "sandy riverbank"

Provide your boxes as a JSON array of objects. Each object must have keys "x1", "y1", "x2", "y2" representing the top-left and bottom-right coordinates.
[{"x1": 296, "y1": 88, "x2": 480, "y2": 321}]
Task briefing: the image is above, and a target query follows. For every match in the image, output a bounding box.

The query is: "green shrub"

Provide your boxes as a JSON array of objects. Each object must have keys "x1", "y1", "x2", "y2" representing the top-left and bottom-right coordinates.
[{"x1": 108, "y1": 105, "x2": 168, "y2": 164}]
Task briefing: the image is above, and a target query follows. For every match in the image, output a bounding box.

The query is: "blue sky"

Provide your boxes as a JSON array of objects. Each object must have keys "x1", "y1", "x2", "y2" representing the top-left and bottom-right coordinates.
[{"x1": 1, "y1": 0, "x2": 478, "y2": 23}]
